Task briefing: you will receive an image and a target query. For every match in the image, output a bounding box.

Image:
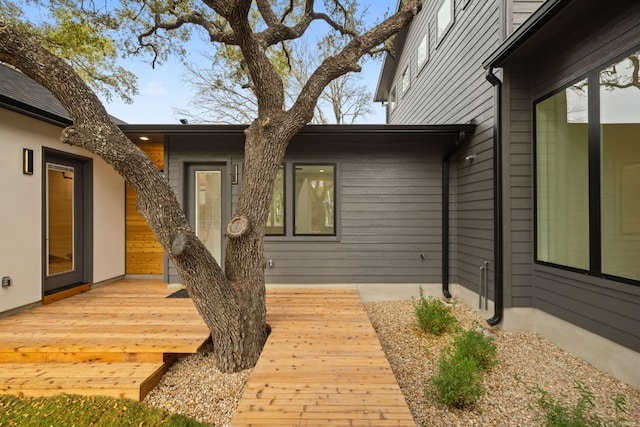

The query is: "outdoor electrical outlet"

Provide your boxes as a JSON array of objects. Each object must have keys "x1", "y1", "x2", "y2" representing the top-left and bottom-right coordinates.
[
  {"x1": 267, "y1": 260, "x2": 275, "y2": 268},
  {"x1": 1, "y1": 276, "x2": 11, "y2": 288}
]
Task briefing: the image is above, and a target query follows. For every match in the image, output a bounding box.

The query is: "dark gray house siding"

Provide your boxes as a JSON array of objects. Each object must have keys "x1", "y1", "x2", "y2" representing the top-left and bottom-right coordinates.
[
  {"x1": 496, "y1": 0, "x2": 640, "y2": 351},
  {"x1": 147, "y1": 126, "x2": 473, "y2": 285},
  {"x1": 380, "y1": 0, "x2": 530, "y2": 302}
]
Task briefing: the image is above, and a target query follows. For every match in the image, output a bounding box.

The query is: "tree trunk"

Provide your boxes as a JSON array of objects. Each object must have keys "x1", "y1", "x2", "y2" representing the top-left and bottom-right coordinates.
[{"x1": 0, "y1": 21, "x2": 270, "y2": 373}]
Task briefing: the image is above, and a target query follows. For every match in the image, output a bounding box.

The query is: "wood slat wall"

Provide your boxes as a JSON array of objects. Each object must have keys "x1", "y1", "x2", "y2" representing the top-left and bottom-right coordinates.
[{"x1": 126, "y1": 141, "x2": 164, "y2": 275}]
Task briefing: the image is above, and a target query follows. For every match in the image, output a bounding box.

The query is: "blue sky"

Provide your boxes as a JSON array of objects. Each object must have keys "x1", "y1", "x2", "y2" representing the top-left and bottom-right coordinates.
[
  {"x1": 95, "y1": 4, "x2": 393, "y2": 125},
  {"x1": 103, "y1": 49, "x2": 387, "y2": 125}
]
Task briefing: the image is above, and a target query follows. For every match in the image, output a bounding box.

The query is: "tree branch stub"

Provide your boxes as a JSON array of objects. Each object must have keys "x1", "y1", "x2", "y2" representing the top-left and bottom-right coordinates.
[{"x1": 227, "y1": 215, "x2": 251, "y2": 238}]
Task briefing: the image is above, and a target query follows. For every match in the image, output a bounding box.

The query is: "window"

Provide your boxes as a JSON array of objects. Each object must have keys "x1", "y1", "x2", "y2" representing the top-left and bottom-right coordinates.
[
  {"x1": 266, "y1": 166, "x2": 284, "y2": 235},
  {"x1": 294, "y1": 164, "x2": 335, "y2": 236},
  {"x1": 535, "y1": 48, "x2": 640, "y2": 284},
  {"x1": 536, "y1": 81, "x2": 590, "y2": 270},
  {"x1": 401, "y1": 65, "x2": 410, "y2": 94},
  {"x1": 389, "y1": 85, "x2": 397, "y2": 111},
  {"x1": 600, "y1": 52, "x2": 640, "y2": 281},
  {"x1": 417, "y1": 34, "x2": 429, "y2": 70},
  {"x1": 436, "y1": 0, "x2": 454, "y2": 45}
]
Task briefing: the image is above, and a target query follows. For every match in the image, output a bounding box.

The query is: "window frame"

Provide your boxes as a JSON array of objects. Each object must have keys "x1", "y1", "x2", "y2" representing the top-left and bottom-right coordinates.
[
  {"x1": 265, "y1": 165, "x2": 286, "y2": 236},
  {"x1": 292, "y1": 163, "x2": 337, "y2": 237},
  {"x1": 401, "y1": 64, "x2": 411, "y2": 95},
  {"x1": 417, "y1": 32, "x2": 429, "y2": 72},
  {"x1": 389, "y1": 85, "x2": 397, "y2": 111},
  {"x1": 435, "y1": 0, "x2": 455, "y2": 47},
  {"x1": 533, "y1": 46, "x2": 640, "y2": 287}
]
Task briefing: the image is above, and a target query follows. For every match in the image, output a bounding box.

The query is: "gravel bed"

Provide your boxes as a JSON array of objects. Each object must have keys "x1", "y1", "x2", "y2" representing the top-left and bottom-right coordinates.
[
  {"x1": 366, "y1": 299, "x2": 640, "y2": 427},
  {"x1": 144, "y1": 298, "x2": 640, "y2": 426},
  {"x1": 143, "y1": 343, "x2": 251, "y2": 426}
]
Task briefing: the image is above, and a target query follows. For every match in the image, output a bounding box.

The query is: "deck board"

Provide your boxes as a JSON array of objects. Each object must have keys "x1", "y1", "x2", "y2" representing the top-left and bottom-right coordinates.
[
  {"x1": 233, "y1": 289, "x2": 415, "y2": 426},
  {"x1": 0, "y1": 279, "x2": 210, "y2": 400}
]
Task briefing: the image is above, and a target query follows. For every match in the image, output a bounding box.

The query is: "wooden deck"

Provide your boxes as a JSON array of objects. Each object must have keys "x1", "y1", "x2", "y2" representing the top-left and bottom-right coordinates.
[
  {"x1": 0, "y1": 279, "x2": 210, "y2": 400},
  {"x1": 233, "y1": 289, "x2": 415, "y2": 426}
]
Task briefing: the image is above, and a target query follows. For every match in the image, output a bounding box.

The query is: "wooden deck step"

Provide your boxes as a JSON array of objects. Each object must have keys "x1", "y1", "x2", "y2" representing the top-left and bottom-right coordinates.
[
  {"x1": 0, "y1": 279, "x2": 210, "y2": 401},
  {"x1": 0, "y1": 362, "x2": 166, "y2": 400}
]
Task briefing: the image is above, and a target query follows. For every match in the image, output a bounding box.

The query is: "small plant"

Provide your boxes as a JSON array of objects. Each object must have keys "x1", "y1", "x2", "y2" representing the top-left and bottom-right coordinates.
[
  {"x1": 429, "y1": 350, "x2": 485, "y2": 409},
  {"x1": 517, "y1": 377, "x2": 630, "y2": 427},
  {"x1": 414, "y1": 287, "x2": 457, "y2": 335},
  {"x1": 451, "y1": 327, "x2": 497, "y2": 371}
]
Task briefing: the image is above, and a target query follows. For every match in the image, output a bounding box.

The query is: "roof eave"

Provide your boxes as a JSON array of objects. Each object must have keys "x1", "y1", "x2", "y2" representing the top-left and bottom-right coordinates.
[
  {"x1": 120, "y1": 123, "x2": 476, "y2": 137},
  {"x1": 483, "y1": 0, "x2": 574, "y2": 69},
  {"x1": 0, "y1": 96, "x2": 72, "y2": 127}
]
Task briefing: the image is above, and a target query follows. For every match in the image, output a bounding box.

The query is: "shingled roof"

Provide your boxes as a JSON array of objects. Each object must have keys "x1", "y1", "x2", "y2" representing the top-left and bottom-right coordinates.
[{"x1": 0, "y1": 63, "x2": 125, "y2": 126}]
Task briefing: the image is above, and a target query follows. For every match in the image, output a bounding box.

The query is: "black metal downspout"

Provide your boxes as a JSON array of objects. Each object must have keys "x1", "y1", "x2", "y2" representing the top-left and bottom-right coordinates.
[
  {"x1": 442, "y1": 132, "x2": 466, "y2": 299},
  {"x1": 485, "y1": 67, "x2": 504, "y2": 326}
]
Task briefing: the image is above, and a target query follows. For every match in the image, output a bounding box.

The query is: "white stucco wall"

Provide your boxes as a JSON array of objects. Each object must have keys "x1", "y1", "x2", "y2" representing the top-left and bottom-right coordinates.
[{"x1": 0, "y1": 108, "x2": 125, "y2": 313}]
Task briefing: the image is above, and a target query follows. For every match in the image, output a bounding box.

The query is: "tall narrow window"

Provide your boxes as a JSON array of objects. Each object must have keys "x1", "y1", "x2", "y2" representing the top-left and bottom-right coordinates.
[
  {"x1": 266, "y1": 166, "x2": 285, "y2": 235},
  {"x1": 436, "y1": 0, "x2": 454, "y2": 45},
  {"x1": 401, "y1": 65, "x2": 410, "y2": 94},
  {"x1": 389, "y1": 86, "x2": 397, "y2": 111},
  {"x1": 294, "y1": 165, "x2": 335, "y2": 235},
  {"x1": 536, "y1": 81, "x2": 590, "y2": 270},
  {"x1": 600, "y1": 51, "x2": 640, "y2": 281},
  {"x1": 417, "y1": 34, "x2": 428, "y2": 70},
  {"x1": 195, "y1": 170, "x2": 222, "y2": 262}
]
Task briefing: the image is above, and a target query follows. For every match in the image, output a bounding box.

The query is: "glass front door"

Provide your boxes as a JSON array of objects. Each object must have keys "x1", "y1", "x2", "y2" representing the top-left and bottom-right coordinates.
[
  {"x1": 44, "y1": 154, "x2": 84, "y2": 293},
  {"x1": 187, "y1": 164, "x2": 227, "y2": 265},
  {"x1": 195, "y1": 170, "x2": 223, "y2": 262}
]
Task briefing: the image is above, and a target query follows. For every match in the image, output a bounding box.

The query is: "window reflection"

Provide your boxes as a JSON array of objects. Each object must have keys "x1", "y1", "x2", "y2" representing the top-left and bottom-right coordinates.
[
  {"x1": 294, "y1": 165, "x2": 335, "y2": 235},
  {"x1": 600, "y1": 51, "x2": 640, "y2": 281},
  {"x1": 536, "y1": 81, "x2": 590, "y2": 269},
  {"x1": 266, "y1": 167, "x2": 285, "y2": 235}
]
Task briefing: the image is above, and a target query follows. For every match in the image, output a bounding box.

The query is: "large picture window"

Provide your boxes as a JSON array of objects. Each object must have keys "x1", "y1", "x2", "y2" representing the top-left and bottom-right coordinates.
[
  {"x1": 294, "y1": 164, "x2": 335, "y2": 236},
  {"x1": 599, "y1": 52, "x2": 640, "y2": 281},
  {"x1": 536, "y1": 81, "x2": 590, "y2": 270},
  {"x1": 535, "y1": 48, "x2": 640, "y2": 284}
]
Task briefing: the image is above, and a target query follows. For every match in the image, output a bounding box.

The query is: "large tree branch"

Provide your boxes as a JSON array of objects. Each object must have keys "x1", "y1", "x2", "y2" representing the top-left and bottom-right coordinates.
[
  {"x1": 0, "y1": 21, "x2": 241, "y2": 339},
  {"x1": 287, "y1": 0, "x2": 421, "y2": 124}
]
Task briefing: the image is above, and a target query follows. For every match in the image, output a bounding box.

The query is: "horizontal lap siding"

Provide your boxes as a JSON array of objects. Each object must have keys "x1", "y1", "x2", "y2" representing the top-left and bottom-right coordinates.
[
  {"x1": 388, "y1": 0, "x2": 502, "y2": 297},
  {"x1": 511, "y1": 0, "x2": 546, "y2": 31},
  {"x1": 504, "y1": 72, "x2": 534, "y2": 307},
  {"x1": 266, "y1": 141, "x2": 446, "y2": 284},
  {"x1": 534, "y1": 266, "x2": 640, "y2": 352},
  {"x1": 166, "y1": 136, "x2": 449, "y2": 284}
]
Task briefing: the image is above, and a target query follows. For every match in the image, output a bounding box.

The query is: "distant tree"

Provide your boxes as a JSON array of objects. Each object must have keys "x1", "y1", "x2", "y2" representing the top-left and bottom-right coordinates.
[
  {"x1": 0, "y1": 0, "x2": 137, "y2": 102},
  {"x1": 0, "y1": 0, "x2": 421, "y2": 373},
  {"x1": 175, "y1": 36, "x2": 373, "y2": 124}
]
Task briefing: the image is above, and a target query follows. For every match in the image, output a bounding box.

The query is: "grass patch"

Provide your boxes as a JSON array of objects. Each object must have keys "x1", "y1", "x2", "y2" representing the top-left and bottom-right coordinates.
[
  {"x1": 414, "y1": 287, "x2": 457, "y2": 335},
  {"x1": 0, "y1": 394, "x2": 210, "y2": 427}
]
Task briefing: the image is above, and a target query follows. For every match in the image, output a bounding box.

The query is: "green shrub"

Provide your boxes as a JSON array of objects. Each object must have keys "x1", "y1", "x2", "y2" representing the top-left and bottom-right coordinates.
[
  {"x1": 451, "y1": 327, "x2": 497, "y2": 371},
  {"x1": 414, "y1": 287, "x2": 457, "y2": 335},
  {"x1": 518, "y1": 378, "x2": 630, "y2": 427},
  {"x1": 430, "y1": 350, "x2": 485, "y2": 409}
]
